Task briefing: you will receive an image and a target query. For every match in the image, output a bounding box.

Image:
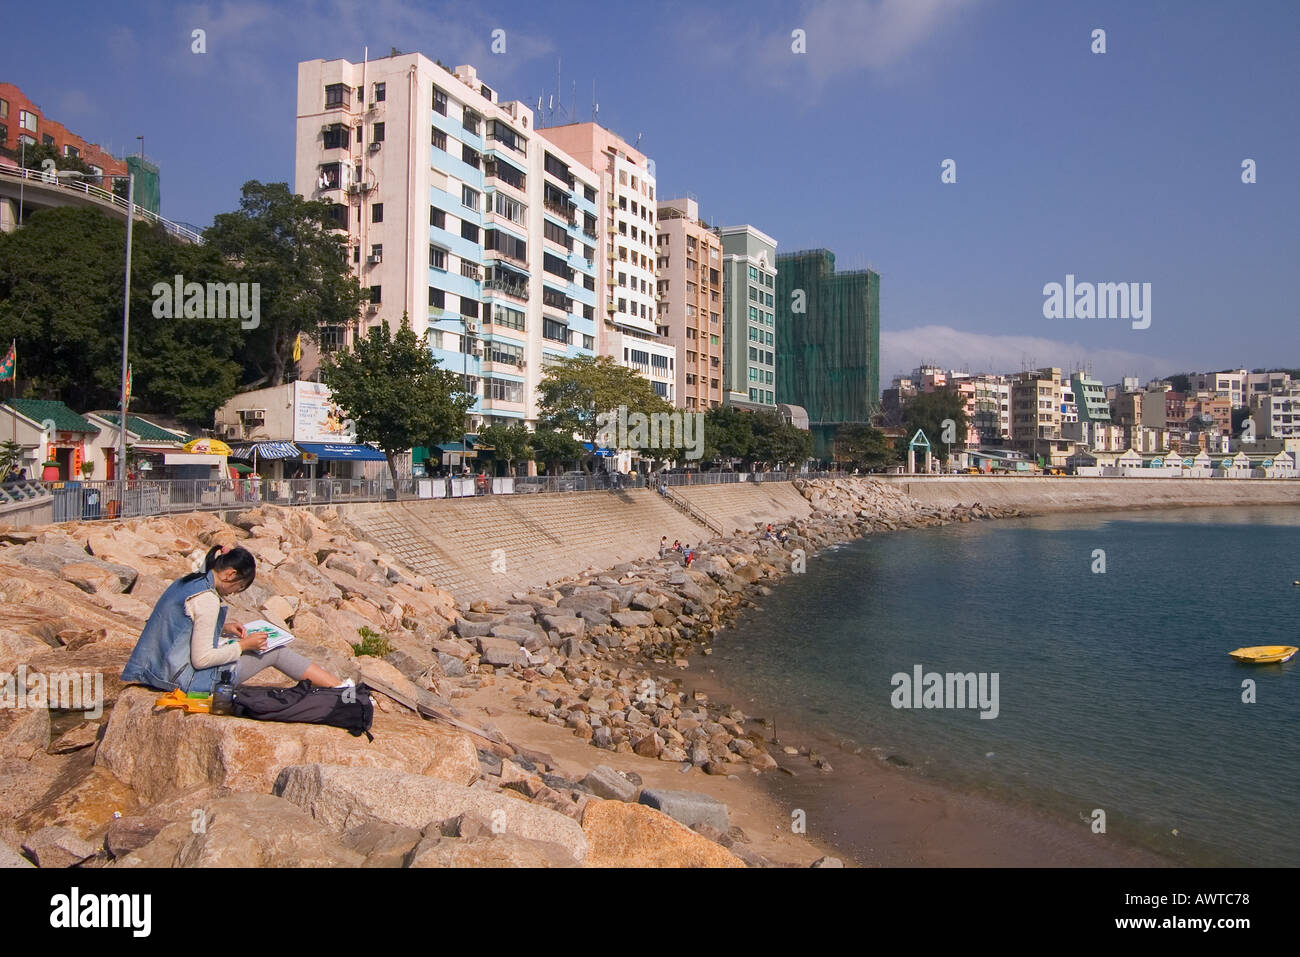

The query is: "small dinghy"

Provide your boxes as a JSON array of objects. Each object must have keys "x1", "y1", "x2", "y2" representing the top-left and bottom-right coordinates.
[{"x1": 1229, "y1": 646, "x2": 1298, "y2": 664}]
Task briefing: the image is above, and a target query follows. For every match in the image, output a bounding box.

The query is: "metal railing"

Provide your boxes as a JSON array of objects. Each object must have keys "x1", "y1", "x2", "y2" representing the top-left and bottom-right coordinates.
[
  {"x1": 658, "y1": 484, "x2": 724, "y2": 536},
  {"x1": 0, "y1": 163, "x2": 205, "y2": 244}
]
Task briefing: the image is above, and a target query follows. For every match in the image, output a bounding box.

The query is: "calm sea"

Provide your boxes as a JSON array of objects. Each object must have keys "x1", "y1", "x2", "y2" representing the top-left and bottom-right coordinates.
[{"x1": 705, "y1": 506, "x2": 1300, "y2": 866}]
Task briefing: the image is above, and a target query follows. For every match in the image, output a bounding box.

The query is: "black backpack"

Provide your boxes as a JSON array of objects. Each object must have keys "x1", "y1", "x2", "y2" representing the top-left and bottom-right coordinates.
[{"x1": 231, "y1": 680, "x2": 375, "y2": 741}]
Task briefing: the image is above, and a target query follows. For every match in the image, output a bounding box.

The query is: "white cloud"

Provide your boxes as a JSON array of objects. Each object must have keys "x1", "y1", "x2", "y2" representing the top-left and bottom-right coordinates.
[{"x1": 881, "y1": 325, "x2": 1179, "y2": 385}]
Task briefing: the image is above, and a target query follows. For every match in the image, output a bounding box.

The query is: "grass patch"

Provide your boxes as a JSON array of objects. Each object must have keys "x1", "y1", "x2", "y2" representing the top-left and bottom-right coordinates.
[{"x1": 352, "y1": 626, "x2": 394, "y2": 658}]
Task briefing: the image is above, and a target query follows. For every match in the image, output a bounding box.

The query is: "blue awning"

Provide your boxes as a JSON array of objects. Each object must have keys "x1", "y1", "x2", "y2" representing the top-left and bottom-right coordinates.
[
  {"x1": 295, "y1": 442, "x2": 387, "y2": 462},
  {"x1": 231, "y1": 442, "x2": 300, "y2": 460}
]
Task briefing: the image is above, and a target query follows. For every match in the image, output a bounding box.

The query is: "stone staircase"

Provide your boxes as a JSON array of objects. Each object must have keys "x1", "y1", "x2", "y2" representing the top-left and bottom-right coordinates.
[
  {"x1": 673, "y1": 482, "x2": 812, "y2": 535},
  {"x1": 340, "y1": 489, "x2": 712, "y2": 603}
]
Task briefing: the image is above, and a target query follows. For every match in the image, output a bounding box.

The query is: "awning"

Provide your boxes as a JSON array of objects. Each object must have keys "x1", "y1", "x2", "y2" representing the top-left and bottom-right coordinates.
[
  {"x1": 295, "y1": 441, "x2": 387, "y2": 462},
  {"x1": 231, "y1": 442, "x2": 300, "y2": 460},
  {"x1": 164, "y1": 453, "x2": 229, "y2": 465},
  {"x1": 437, "y1": 442, "x2": 469, "y2": 453}
]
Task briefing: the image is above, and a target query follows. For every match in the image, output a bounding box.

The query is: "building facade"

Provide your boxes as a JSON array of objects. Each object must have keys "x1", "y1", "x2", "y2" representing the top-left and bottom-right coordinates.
[
  {"x1": 538, "y1": 122, "x2": 675, "y2": 401},
  {"x1": 715, "y1": 224, "x2": 778, "y2": 411},
  {"x1": 774, "y1": 249, "x2": 880, "y2": 458},
  {"x1": 654, "y1": 197, "x2": 722, "y2": 410},
  {"x1": 294, "y1": 56, "x2": 600, "y2": 429}
]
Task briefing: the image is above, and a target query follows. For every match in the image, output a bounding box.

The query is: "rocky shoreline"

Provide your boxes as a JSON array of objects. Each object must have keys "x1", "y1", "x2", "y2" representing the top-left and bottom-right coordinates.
[{"x1": 0, "y1": 479, "x2": 1016, "y2": 868}]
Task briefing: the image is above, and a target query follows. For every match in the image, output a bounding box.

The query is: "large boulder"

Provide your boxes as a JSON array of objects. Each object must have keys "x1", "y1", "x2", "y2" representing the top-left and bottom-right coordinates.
[
  {"x1": 273, "y1": 763, "x2": 588, "y2": 864},
  {"x1": 580, "y1": 800, "x2": 744, "y2": 868},
  {"x1": 115, "y1": 793, "x2": 364, "y2": 868},
  {"x1": 96, "y1": 687, "x2": 479, "y2": 805},
  {"x1": 406, "y1": 833, "x2": 578, "y2": 868}
]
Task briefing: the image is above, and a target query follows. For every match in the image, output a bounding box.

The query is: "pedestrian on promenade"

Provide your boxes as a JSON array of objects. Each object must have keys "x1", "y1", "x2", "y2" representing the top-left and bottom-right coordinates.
[
  {"x1": 659, "y1": 536, "x2": 668, "y2": 558},
  {"x1": 121, "y1": 545, "x2": 345, "y2": 695}
]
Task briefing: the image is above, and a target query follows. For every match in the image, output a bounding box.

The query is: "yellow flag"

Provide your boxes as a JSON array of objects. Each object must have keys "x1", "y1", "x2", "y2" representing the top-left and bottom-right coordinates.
[{"x1": 292, "y1": 333, "x2": 302, "y2": 363}]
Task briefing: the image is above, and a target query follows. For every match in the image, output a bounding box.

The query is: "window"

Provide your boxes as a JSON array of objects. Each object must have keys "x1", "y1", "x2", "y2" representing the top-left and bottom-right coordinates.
[
  {"x1": 63, "y1": 145, "x2": 79, "y2": 158},
  {"x1": 584, "y1": 185, "x2": 596, "y2": 203},
  {"x1": 765, "y1": 331, "x2": 773, "y2": 345},
  {"x1": 323, "y1": 124, "x2": 349, "y2": 150},
  {"x1": 326, "y1": 203, "x2": 347, "y2": 228},
  {"x1": 429, "y1": 287, "x2": 445, "y2": 309},
  {"x1": 543, "y1": 219, "x2": 569, "y2": 247},
  {"x1": 486, "y1": 229, "x2": 526, "y2": 262},
  {"x1": 372, "y1": 122, "x2": 385, "y2": 143},
  {"x1": 432, "y1": 86, "x2": 447, "y2": 115},
  {"x1": 543, "y1": 317, "x2": 569, "y2": 343},
  {"x1": 374, "y1": 82, "x2": 386, "y2": 102},
  {"x1": 487, "y1": 119, "x2": 526, "y2": 155},
  {"x1": 583, "y1": 275, "x2": 595, "y2": 291},
  {"x1": 544, "y1": 152, "x2": 573, "y2": 186},
  {"x1": 430, "y1": 245, "x2": 447, "y2": 270},
  {"x1": 461, "y1": 221, "x2": 480, "y2": 243},
  {"x1": 320, "y1": 325, "x2": 345, "y2": 353},
  {"x1": 370, "y1": 243, "x2": 383, "y2": 261},
  {"x1": 748, "y1": 265, "x2": 758, "y2": 280},
  {"x1": 583, "y1": 334, "x2": 594, "y2": 350},
  {"x1": 463, "y1": 108, "x2": 481, "y2": 135},
  {"x1": 748, "y1": 287, "x2": 758, "y2": 301},
  {"x1": 0, "y1": 99, "x2": 7, "y2": 118},
  {"x1": 491, "y1": 191, "x2": 526, "y2": 225},
  {"x1": 765, "y1": 293, "x2": 774, "y2": 307},
  {"x1": 486, "y1": 377, "x2": 524, "y2": 403},
  {"x1": 461, "y1": 185, "x2": 480, "y2": 211},
  {"x1": 372, "y1": 203, "x2": 384, "y2": 223},
  {"x1": 41, "y1": 133, "x2": 54, "y2": 146},
  {"x1": 462, "y1": 144, "x2": 480, "y2": 168},
  {"x1": 461, "y1": 298, "x2": 480, "y2": 318},
  {"x1": 487, "y1": 156, "x2": 526, "y2": 190},
  {"x1": 430, "y1": 206, "x2": 445, "y2": 228},
  {"x1": 0, "y1": 126, "x2": 6, "y2": 148},
  {"x1": 431, "y1": 127, "x2": 446, "y2": 151},
  {"x1": 749, "y1": 327, "x2": 758, "y2": 342},
  {"x1": 543, "y1": 253, "x2": 571, "y2": 280},
  {"x1": 324, "y1": 84, "x2": 348, "y2": 109},
  {"x1": 490, "y1": 303, "x2": 525, "y2": 331},
  {"x1": 749, "y1": 306, "x2": 759, "y2": 320},
  {"x1": 749, "y1": 347, "x2": 758, "y2": 361},
  {"x1": 542, "y1": 286, "x2": 571, "y2": 311},
  {"x1": 369, "y1": 285, "x2": 382, "y2": 304},
  {"x1": 486, "y1": 340, "x2": 523, "y2": 365}
]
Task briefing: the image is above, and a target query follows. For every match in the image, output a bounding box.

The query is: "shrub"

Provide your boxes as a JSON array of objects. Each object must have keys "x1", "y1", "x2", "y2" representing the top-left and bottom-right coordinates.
[{"x1": 352, "y1": 626, "x2": 394, "y2": 658}]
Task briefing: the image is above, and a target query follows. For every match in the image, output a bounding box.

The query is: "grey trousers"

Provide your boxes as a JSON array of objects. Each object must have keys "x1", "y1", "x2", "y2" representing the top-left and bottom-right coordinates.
[{"x1": 231, "y1": 647, "x2": 314, "y2": 685}]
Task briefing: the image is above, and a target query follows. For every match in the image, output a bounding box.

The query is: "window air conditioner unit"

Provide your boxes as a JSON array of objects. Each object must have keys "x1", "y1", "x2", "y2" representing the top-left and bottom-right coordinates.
[
  {"x1": 367, "y1": 254, "x2": 382, "y2": 265},
  {"x1": 472, "y1": 346, "x2": 484, "y2": 358},
  {"x1": 346, "y1": 183, "x2": 361, "y2": 195},
  {"x1": 368, "y1": 141, "x2": 381, "y2": 153},
  {"x1": 366, "y1": 303, "x2": 379, "y2": 315},
  {"x1": 465, "y1": 319, "x2": 480, "y2": 333}
]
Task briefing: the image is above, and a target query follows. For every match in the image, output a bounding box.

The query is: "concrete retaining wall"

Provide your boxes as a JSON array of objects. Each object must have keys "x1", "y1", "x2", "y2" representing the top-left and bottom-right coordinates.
[{"x1": 870, "y1": 475, "x2": 1300, "y2": 511}]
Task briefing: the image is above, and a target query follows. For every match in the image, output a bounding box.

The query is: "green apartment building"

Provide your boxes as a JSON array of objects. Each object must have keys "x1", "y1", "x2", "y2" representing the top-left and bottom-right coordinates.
[
  {"x1": 775, "y1": 249, "x2": 880, "y2": 458},
  {"x1": 715, "y1": 225, "x2": 779, "y2": 410}
]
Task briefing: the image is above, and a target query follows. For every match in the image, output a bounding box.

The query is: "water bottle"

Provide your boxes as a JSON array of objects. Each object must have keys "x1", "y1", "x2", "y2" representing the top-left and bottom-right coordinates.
[{"x1": 211, "y1": 669, "x2": 235, "y2": 716}]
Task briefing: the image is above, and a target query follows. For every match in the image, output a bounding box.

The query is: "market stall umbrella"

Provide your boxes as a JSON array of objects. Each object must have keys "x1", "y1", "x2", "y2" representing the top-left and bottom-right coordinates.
[{"x1": 183, "y1": 437, "x2": 233, "y2": 456}]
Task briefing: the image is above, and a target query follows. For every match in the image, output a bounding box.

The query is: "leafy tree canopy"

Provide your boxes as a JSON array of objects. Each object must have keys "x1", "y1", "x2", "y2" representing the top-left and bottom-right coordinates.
[
  {"x1": 0, "y1": 206, "x2": 242, "y2": 423},
  {"x1": 206, "y1": 181, "x2": 366, "y2": 388},
  {"x1": 321, "y1": 313, "x2": 472, "y2": 482},
  {"x1": 902, "y1": 390, "x2": 968, "y2": 462}
]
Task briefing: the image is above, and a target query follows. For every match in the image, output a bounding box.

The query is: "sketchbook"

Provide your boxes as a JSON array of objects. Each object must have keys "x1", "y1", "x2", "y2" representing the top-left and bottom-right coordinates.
[{"x1": 242, "y1": 619, "x2": 295, "y2": 656}]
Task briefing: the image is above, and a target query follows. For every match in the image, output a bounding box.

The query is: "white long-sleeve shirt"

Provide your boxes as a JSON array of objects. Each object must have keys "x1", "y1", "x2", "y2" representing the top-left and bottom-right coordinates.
[{"x1": 184, "y1": 591, "x2": 243, "y2": 670}]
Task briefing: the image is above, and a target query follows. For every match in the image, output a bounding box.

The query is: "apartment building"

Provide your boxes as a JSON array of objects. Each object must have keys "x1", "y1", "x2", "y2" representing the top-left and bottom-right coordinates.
[
  {"x1": 538, "y1": 122, "x2": 675, "y2": 401},
  {"x1": 1140, "y1": 386, "x2": 1188, "y2": 430},
  {"x1": 774, "y1": 249, "x2": 880, "y2": 459},
  {"x1": 1011, "y1": 367, "x2": 1071, "y2": 464},
  {"x1": 1250, "y1": 384, "x2": 1300, "y2": 439},
  {"x1": 294, "y1": 56, "x2": 599, "y2": 428},
  {"x1": 715, "y1": 224, "x2": 778, "y2": 410},
  {"x1": 1187, "y1": 370, "x2": 1246, "y2": 408},
  {"x1": 654, "y1": 197, "x2": 722, "y2": 410}
]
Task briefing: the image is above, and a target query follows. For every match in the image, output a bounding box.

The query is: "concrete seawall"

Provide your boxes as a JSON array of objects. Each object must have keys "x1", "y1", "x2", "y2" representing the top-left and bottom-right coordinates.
[
  {"x1": 871, "y1": 475, "x2": 1300, "y2": 511},
  {"x1": 337, "y1": 477, "x2": 1297, "y2": 602}
]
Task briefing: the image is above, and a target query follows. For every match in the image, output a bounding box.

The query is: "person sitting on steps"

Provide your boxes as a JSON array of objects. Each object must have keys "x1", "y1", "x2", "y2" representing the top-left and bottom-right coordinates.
[{"x1": 122, "y1": 545, "x2": 344, "y2": 695}]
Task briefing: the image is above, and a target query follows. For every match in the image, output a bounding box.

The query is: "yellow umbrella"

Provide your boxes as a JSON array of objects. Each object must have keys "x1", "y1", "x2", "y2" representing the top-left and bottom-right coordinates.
[{"x1": 183, "y1": 437, "x2": 233, "y2": 455}]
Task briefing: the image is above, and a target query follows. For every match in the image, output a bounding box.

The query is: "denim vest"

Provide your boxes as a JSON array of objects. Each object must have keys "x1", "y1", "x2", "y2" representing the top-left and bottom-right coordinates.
[{"x1": 121, "y1": 570, "x2": 230, "y2": 693}]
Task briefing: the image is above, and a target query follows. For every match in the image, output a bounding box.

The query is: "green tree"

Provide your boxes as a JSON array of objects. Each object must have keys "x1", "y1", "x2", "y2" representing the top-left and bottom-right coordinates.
[
  {"x1": 477, "y1": 422, "x2": 531, "y2": 476},
  {"x1": 0, "y1": 440, "x2": 23, "y2": 476},
  {"x1": 835, "y1": 422, "x2": 899, "y2": 470},
  {"x1": 15, "y1": 142, "x2": 96, "y2": 179},
  {"x1": 0, "y1": 206, "x2": 243, "y2": 422},
  {"x1": 750, "y1": 410, "x2": 814, "y2": 469},
  {"x1": 529, "y1": 428, "x2": 583, "y2": 474},
  {"x1": 206, "y1": 181, "x2": 366, "y2": 388},
  {"x1": 322, "y1": 314, "x2": 472, "y2": 484},
  {"x1": 536, "y1": 355, "x2": 671, "y2": 471},
  {"x1": 702, "y1": 405, "x2": 755, "y2": 465},
  {"x1": 902, "y1": 390, "x2": 968, "y2": 463}
]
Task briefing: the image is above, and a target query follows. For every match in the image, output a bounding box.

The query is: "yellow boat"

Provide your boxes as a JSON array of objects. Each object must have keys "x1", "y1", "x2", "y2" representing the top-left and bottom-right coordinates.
[{"x1": 1229, "y1": 646, "x2": 1298, "y2": 664}]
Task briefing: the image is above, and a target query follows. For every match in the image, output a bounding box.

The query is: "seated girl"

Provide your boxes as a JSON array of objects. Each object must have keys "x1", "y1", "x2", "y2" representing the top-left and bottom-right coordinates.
[{"x1": 122, "y1": 545, "x2": 344, "y2": 694}]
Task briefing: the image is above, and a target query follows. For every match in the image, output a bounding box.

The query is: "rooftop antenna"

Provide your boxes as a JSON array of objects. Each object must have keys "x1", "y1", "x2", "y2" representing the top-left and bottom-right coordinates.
[{"x1": 592, "y1": 79, "x2": 598, "y2": 122}]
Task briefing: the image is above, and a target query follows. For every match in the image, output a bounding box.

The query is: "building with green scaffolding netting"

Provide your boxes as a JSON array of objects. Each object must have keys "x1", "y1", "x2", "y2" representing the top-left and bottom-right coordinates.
[{"x1": 774, "y1": 249, "x2": 880, "y2": 460}]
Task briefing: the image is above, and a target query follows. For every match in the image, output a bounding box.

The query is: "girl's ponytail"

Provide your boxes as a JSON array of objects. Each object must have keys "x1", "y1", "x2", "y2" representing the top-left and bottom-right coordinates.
[{"x1": 196, "y1": 543, "x2": 257, "y2": 587}]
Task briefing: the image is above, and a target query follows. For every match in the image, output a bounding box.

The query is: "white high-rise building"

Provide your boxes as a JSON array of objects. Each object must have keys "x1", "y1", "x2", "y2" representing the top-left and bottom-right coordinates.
[{"x1": 294, "y1": 55, "x2": 600, "y2": 429}]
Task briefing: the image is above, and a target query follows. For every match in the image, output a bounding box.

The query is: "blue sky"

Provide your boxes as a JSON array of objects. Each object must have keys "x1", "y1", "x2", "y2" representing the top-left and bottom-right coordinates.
[{"x1": 5, "y1": 0, "x2": 1297, "y2": 384}]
